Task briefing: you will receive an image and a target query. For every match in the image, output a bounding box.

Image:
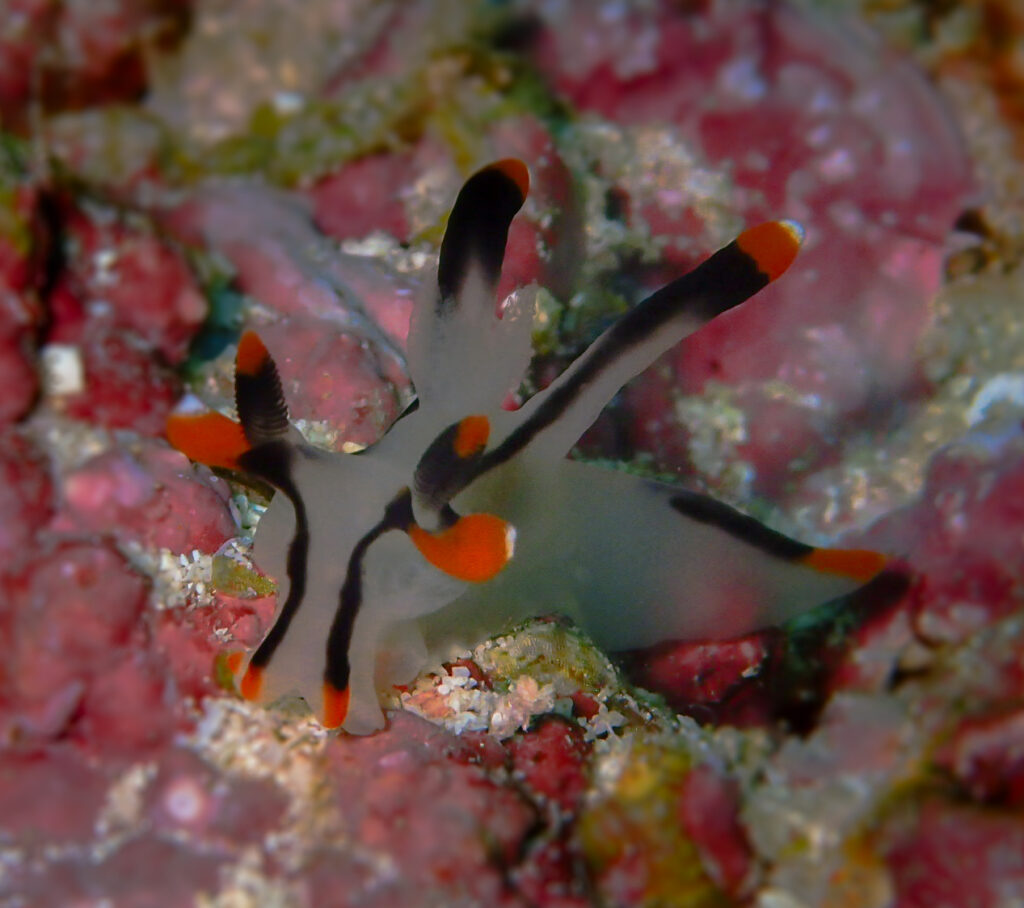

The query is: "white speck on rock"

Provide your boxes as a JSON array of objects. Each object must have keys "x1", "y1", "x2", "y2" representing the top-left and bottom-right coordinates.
[
  {"x1": 40, "y1": 344, "x2": 86, "y2": 396},
  {"x1": 718, "y1": 57, "x2": 767, "y2": 101},
  {"x1": 165, "y1": 777, "x2": 207, "y2": 823}
]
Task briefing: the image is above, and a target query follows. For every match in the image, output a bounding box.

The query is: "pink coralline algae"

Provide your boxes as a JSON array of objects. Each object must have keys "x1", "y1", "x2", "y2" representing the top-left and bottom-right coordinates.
[
  {"x1": 0, "y1": 540, "x2": 149, "y2": 745},
  {"x1": 678, "y1": 764, "x2": 753, "y2": 898},
  {"x1": 866, "y1": 433, "x2": 1024, "y2": 640},
  {"x1": 309, "y1": 149, "x2": 419, "y2": 245},
  {"x1": 0, "y1": 0, "x2": 1022, "y2": 904},
  {"x1": 53, "y1": 441, "x2": 236, "y2": 555},
  {"x1": 935, "y1": 708, "x2": 1024, "y2": 807},
  {"x1": 0, "y1": 746, "x2": 110, "y2": 849},
  {"x1": 253, "y1": 315, "x2": 408, "y2": 444},
  {"x1": 0, "y1": 0, "x2": 190, "y2": 127},
  {"x1": 528, "y1": 0, "x2": 974, "y2": 498},
  {"x1": 165, "y1": 186, "x2": 415, "y2": 440},
  {"x1": 620, "y1": 632, "x2": 779, "y2": 727},
  {"x1": 507, "y1": 715, "x2": 591, "y2": 813},
  {"x1": 145, "y1": 748, "x2": 289, "y2": 850},
  {"x1": 55, "y1": 209, "x2": 208, "y2": 365},
  {"x1": 10, "y1": 833, "x2": 224, "y2": 908},
  {"x1": 0, "y1": 325, "x2": 36, "y2": 426},
  {"x1": 883, "y1": 797, "x2": 1024, "y2": 908},
  {"x1": 0, "y1": 428, "x2": 53, "y2": 562},
  {"x1": 36, "y1": 204, "x2": 208, "y2": 433},
  {"x1": 56, "y1": 324, "x2": 183, "y2": 434},
  {"x1": 318, "y1": 713, "x2": 538, "y2": 906}
]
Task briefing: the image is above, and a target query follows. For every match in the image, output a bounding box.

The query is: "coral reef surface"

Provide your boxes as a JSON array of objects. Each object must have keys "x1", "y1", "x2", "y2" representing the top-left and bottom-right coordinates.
[{"x1": 1, "y1": 0, "x2": 1023, "y2": 905}]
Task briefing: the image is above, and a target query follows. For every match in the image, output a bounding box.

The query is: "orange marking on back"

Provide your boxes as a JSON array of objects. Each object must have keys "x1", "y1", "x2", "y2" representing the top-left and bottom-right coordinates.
[
  {"x1": 801, "y1": 547, "x2": 888, "y2": 583},
  {"x1": 736, "y1": 220, "x2": 804, "y2": 282},
  {"x1": 166, "y1": 410, "x2": 250, "y2": 470},
  {"x1": 453, "y1": 415, "x2": 490, "y2": 458},
  {"x1": 487, "y1": 158, "x2": 530, "y2": 200},
  {"x1": 225, "y1": 651, "x2": 245, "y2": 675},
  {"x1": 236, "y1": 330, "x2": 270, "y2": 377},
  {"x1": 409, "y1": 513, "x2": 515, "y2": 583},
  {"x1": 322, "y1": 683, "x2": 350, "y2": 729},
  {"x1": 239, "y1": 665, "x2": 264, "y2": 700}
]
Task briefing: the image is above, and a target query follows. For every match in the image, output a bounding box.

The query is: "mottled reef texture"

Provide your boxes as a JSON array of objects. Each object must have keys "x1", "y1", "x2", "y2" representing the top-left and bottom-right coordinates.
[{"x1": 1, "y1": 0, "x2": 1023, "y2": 906}]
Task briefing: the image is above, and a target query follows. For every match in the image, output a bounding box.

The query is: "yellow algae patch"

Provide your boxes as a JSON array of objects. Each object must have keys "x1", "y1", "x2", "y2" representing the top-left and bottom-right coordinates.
[
  {"x1": 578, "y1": 732, "x2": 733, "y2": 907},
  {"x1": 212, "y1": 553, "x2": 276, "y2": 598}
]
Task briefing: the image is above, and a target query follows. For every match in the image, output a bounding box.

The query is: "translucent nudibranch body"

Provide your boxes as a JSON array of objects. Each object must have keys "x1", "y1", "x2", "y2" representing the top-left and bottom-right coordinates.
[{"x1": 167, "y1": 159, "x2": 887, "y2": 733}]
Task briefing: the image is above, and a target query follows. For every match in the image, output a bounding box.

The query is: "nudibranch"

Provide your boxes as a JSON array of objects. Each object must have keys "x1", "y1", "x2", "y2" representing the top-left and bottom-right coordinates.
[{"x1": 167, "y1": 159, "x2": 887, "y2": 734}]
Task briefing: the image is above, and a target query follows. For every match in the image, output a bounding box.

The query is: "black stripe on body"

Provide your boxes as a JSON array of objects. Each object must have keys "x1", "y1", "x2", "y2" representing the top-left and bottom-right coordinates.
[
  {"x1": 238, "y1": 442, "x2": 310, "y2": 670},
  {"x1": 236, "y1": 348, "x2": 290, "y2": 446},
  {"x1": 437, "y1": 165, "x2": 527, "y2": 308},
  {"x1": 324, "y1": 489, "x2": 415, "y2": 691},
  {"x1": 473, "y1": 236, "x2": 772, "y2": 478},
  {"x1": 668, "y1": 489, "x2": 813, "y2": 562}
]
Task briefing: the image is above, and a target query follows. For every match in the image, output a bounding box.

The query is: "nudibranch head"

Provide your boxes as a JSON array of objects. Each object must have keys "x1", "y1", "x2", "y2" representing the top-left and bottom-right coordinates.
[{"x1": 168, "y1": 159, "x2": 887, "y2": 733}]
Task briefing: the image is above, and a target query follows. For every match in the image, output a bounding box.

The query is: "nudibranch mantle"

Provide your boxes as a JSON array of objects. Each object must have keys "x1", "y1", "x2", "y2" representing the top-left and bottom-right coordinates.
[{"x1": 168, "y1": 159, "x2": 886, "y2": 734}]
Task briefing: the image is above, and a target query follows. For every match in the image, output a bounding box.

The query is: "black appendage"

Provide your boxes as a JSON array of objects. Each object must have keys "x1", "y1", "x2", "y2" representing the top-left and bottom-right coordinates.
[
  {"x1": 236, "y1": 349, "x2": 290, "y2": 446},
  {"x1": 437, "y1": 166, "x2": 527, "y2": 308},
  {"x1": 474, "y1": 237, "x2": 770, "y2": 475},
  {"x1": 413, "y1": 420, "x2": 483, "y2": 518}
]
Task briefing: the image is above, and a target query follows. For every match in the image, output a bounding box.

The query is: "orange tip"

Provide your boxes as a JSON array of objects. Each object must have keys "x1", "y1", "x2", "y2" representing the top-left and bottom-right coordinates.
[
  {"x1": 322, "y1": 683, "x2": 350, "y2": 729},
  {"x1": 408, "y1": 513, "x2": 516, "y2": 582},
  {"x1": 225, "y1": 651, "x2": 245, "y2": 675},
  {"x1": 166, "y1": 409, "x2": 250, "y2": 470},
  {"x1": 239, "y1": 664, "x2": 264, "y2": 700},
  {"x1": 736, "y1": 219, "x2": 804, "y2": 282},
  {"x1": 453, "y1": 415, "x2": 490, "y2": 458},
  {"x1": 487, "y1": 158, "x2": 530, "y2": 200},
  {"x1": 236, "y1": 330, "x2": 271, "y2": 378},
  {"x1": 800, "y1": 547, "x2": 888, "y2": 583}
]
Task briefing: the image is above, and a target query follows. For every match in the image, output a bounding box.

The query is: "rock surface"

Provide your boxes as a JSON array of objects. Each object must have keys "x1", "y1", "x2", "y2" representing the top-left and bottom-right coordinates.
[{"x1": 1, "y1": 0, "x2": 1023, "y2": 905}]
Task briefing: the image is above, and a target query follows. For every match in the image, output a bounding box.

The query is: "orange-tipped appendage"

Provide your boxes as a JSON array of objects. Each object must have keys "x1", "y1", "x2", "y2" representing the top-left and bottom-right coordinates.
[
  {"x1": 801, "y1": 547, "x2": 888, "y2": 583},
  {"x1": 236, "y1": 329, "x2": 271, "y2": 377},
  {"x1": 239, "y1": 664, "x2": 264, "y2": 700},
  {"x1": 166, "y1": 410, "x2": 250, "y2": 470},
  {"x1": 322, "y1": 683, "x2": 350, "y2": 729},
  {"x1": 736, "y1": 220, "x2": 804, "y2": 282},
  {"x1": 408, "y1": 513, "x2": 515, "y2": 583},
  {"x1": 487, "y1": 158, "x2": 530, "y2": 200},
  {"x1": 453, "y1": 415, "x2": 490, "y2": 458}
]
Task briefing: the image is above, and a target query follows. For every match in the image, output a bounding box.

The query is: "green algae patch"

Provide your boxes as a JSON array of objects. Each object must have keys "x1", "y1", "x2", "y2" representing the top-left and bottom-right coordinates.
[
  {"x1": 212, "y1": 554, "x2": 276, "y2": 599},
  {"x1": 474, "y1": 619, "x2": 622, "y2": 696},
  {"x1": 212, "y1": 649, "x2": 240, "y2": 693}
]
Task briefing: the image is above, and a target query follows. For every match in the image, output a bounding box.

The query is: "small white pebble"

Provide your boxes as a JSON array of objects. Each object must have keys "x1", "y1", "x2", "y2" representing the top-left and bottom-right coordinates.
[{"x1": 40, "y1": 344, "x2": 85, "y2": 396}]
